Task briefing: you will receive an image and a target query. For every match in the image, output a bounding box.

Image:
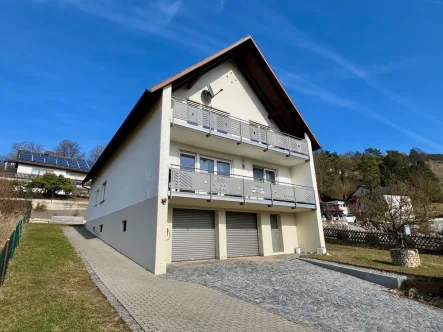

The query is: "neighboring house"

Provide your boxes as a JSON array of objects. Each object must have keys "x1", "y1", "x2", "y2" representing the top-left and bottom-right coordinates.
[
  {"x1": 347, "y1": 184, "x2": 414, "y2": 223},
  {"x1": 323, "y1": 199, "x2": 349, "y2": 216},
  {"x1": 83, "y1": 36, "x2": 325, "y2": 275},
  {"x1": 3, "y1": 150, "x2": 95, "y2": 196}
]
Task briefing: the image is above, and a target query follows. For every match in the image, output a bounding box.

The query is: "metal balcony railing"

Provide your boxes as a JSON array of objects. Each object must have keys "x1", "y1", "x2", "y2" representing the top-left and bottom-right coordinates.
[
  {"x1": 169, "y1": 166, "x2": 316, "y2": 206},
  {"x1": 171, "y1": 97, "x2": 310, "y2": 157}
]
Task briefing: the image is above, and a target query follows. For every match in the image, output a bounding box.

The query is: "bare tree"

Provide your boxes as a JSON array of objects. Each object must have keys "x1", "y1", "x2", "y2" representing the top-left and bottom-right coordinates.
[
  {"x1": 54, "y1": 140, "x2": 83, "y2": 158},
  {"x1": 6, "y1": 141, "x2": 43, "y2": 159},
  {"x1": 88, "y1": 145, "x2": 105, "y2": 161},
  {"x1": 350, "y1": 180, "x2": 437, "y2": 233}
]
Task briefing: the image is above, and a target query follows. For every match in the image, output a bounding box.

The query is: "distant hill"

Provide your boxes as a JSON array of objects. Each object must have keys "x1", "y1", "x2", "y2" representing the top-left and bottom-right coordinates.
[{"x1": 429, "y1": 160, "x2": 443, "y2": 183}]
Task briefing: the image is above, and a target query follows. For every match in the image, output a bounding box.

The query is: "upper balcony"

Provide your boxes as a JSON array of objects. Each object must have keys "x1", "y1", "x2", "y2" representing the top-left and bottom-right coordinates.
[{"x1": 170, "y1": 97, "x2": 310, "y2": 167}]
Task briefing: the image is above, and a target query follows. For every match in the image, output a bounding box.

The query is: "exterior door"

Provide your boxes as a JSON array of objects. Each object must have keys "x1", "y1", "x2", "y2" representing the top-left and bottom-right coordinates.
[
  {"x1": 270, "y1": 214, "x2": 281, "y2": 253},
  {"x1": 172, "y1": 209, "x2": 215, "y2": 262},
  {"x1": 226, "y1": 212, "x2": 259, "y2": 258}
]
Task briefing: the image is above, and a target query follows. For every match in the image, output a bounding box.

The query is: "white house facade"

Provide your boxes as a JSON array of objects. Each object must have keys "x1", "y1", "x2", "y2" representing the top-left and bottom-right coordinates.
[{"x1": 84, "y1": 36, "x2": 326, "y2": 275}]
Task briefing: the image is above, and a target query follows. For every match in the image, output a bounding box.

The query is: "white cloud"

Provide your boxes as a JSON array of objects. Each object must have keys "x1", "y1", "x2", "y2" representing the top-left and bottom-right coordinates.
[
  {"x1": 260, "y1": 4, "x2": 442, "y2": 125},
  {"x1": 37, "y1": 0, "x2": 224, "y2": 54},
  {"x1": 279, "y1": 71, "x2": 443, "y2": 151}
]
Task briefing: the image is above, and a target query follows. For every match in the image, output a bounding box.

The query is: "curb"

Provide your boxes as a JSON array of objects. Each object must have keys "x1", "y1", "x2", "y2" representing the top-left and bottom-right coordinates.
[{"x1": 300, "y1": 258, "x2": 407, "y2": 289}]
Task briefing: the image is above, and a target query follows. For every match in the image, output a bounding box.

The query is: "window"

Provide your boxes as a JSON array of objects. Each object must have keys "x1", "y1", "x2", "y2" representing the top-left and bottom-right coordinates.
[
  {"x1": 180, "y1": 153, "x2": 196, "y2": 171},
  {"x1": 93, "y1": 226, "x2": 95, "y2": 233},
  {"x1": 95, "y1": 189, "x2": 100, "y2": 206},
  {"x1": 100, "y1": 181, "x2": 107, "y2": 203},
  {"x1": 199, "y1": 156, "x2": 231, "y2": 176},
  {"x1": 122, "y1": 220, "x2": 127, "y2": 232},
  {"x1": 31, "y1": 169, "x2": 47, "y2": 176},
  {"x1": 253, "y1": 166, "x2": 276, "y2": 183},
  {"x1": 99, "y1": 224, "x2": 103, "y2": 232}
]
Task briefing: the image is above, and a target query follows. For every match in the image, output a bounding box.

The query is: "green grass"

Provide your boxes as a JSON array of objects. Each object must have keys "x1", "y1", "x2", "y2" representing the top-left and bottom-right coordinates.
[
  {"x1": 0, "y1": 224, "x2": 130, "y2": 332},
  {"x1": 307, "y1": 244, "x2": 443, "y2": 279}
]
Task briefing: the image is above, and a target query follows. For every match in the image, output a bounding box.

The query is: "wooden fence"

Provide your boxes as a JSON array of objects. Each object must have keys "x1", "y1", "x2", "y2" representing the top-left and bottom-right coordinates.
[{"x1": 323, "y1": 228, "x2": 443, "y2": 255}]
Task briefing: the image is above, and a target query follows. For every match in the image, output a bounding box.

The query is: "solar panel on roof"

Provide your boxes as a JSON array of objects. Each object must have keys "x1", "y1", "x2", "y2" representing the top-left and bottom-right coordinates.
[
  {"x1": 45, "y1": 155, "x2": 57, "y2": 165},
  {"x1": 33, "y1": 154, "x2": 44, "y2": 163},
  {"x1": 67, "y1": 159, "x2": 79, "y2": 168},
  {"x1": 57, "y1": 157, "x2": 68, "y2": 167},
  {"x1": 77, "y1": 159, "x2": 89, "y2": 170},
  {"x1": 19, "y1": 152, "x2": 33, "y2": 161}
]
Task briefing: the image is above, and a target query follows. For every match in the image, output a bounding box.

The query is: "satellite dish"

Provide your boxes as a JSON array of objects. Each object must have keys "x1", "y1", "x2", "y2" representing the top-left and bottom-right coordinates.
[{"x1": 202, "y1": 84, "x2": 223, "y2": 100}]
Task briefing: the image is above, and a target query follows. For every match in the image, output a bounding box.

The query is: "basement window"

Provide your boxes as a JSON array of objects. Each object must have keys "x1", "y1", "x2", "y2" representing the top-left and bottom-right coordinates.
[
  {"x1": 122, "y1": 220, "x2": 127, "y2": 232},
  {"x1": 95, "y1": 189, "x2": 99, "y2": 206},
  {"x1": 100, "y1": 181, "x2": 107, "y2": 203},
  {"x1": 99, "y1": 224, "x2": 103, "y2": 232}
]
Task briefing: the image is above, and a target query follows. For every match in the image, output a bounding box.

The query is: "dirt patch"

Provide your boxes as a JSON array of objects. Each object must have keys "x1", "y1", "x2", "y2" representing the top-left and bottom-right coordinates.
[
  {"x1": 0, "y1": 214, "x2": 24, "y2": 249},
  {"x1": 396, "y1": 276, "x2": 443, "y2": 309}
]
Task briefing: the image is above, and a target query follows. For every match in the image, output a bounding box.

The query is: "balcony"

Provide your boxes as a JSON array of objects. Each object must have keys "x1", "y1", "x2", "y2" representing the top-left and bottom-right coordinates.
[
  {"x1": 168, "y1": 166, "x2": 316, "y2": 209},
  {"x1": 170, "y1": 98, "x2": 310, "y2": 167}
]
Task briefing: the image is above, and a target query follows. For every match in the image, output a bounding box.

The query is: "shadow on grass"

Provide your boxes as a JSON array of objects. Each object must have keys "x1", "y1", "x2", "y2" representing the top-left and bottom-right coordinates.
[{"x1": 372, "y1": 260, "x2": 395, "y2": 266}]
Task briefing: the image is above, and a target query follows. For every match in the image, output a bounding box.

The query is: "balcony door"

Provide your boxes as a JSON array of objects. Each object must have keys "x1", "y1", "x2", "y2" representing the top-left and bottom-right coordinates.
[
  {"x1": 253, "y1": 166, "x2": 276, "y2": 183},
  {"x1": 180, "y1": 153, "x2": 196, "y2": 171},
  {"x1": 200, "y1": 156, "x2": 231, "y2": 176}
]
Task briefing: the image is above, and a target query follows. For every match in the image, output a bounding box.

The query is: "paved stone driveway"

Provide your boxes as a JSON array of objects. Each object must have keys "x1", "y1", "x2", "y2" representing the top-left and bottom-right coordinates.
[
  {"x1": 63, "y1": 226, "x2": 314, "y2": 332},
  {"x1": 163, "y1": 259, "x2": 443, "y2": 332}
]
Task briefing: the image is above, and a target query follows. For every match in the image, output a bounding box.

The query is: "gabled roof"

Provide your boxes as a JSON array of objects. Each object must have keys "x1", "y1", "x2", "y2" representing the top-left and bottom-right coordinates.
[{"x1": 84, "y1": 36, "x2": 320, "y2": 184}]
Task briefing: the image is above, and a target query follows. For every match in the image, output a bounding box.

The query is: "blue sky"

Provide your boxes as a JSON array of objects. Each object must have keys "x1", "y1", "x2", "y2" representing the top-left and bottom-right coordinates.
[{"x1": 1, "y1": 0, "x2": 443, "y2": 157}]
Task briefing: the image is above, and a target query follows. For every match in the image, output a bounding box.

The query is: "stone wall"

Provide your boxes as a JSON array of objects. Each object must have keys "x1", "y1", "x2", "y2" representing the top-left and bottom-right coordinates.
[{"x1": 390, "y1": 249, "x2": 421, "y2": 268}]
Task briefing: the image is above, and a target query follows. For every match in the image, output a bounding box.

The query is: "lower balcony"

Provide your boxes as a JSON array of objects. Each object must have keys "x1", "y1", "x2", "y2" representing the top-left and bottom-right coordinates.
[{"x1": 168, "y1": 166, "x2": 317, "y2": 209}]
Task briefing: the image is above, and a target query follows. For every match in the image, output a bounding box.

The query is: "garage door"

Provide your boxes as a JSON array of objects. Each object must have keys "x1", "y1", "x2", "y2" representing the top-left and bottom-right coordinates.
[
  {"x1": 226, "y1": 212, "x2": 259, "y2": 258},
  {"x1": 172, "y1": 209, "x2": 215, "y2": 262}
]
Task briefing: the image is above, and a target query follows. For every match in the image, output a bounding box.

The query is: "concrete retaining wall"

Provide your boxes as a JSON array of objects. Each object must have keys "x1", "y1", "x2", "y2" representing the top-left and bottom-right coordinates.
[{"x1": 300, "y1": 258, "x2": 407, "y2": 289}]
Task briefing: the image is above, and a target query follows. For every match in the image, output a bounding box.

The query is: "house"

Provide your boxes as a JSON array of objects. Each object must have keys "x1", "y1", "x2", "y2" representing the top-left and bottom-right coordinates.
[
  {"x1": 3, "y1": 150, "x2": 95, "y2": 196},
  {"x1": 322, "y1": 199, "x2": 349, "y2": 218},
  {"x1": 347, "y1": 184, "x2": 413, "y2": 223},
  {"x1": 83, "y1": 36, "x2": 325, "y2": 275}
]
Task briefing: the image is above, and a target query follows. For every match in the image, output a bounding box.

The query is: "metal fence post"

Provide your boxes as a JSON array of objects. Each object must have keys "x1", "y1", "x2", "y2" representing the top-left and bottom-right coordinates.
[{"x1": 0, "y1": 239, "x2": 10, "y2": 286}]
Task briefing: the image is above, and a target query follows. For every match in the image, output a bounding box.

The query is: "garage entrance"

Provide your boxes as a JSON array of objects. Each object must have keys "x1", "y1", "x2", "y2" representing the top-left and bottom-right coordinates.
[
  {"x1": 172, "y1": 208, "x2": 215, "y2": 262},
  {"x1": 226, "y1": 212, "x2": 259, "y2": 258}
]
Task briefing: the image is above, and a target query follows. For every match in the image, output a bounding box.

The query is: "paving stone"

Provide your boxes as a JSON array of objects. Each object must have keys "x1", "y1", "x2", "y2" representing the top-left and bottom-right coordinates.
[
  {"x1": 63, "y1": 226, "x2": 314, "y2": 332},
  {"x1": 163, "y1": 258, "x2": 443, "y2": 332}
]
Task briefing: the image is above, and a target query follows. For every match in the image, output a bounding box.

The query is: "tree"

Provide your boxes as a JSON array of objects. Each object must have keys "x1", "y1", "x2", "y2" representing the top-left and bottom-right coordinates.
[
  {"x1": 88, "y1": 145, "x2": 105, "y2": 161},
  {"x1": 6, "y1": 141, "x2": 43, "y2": 159},
  {"x1": 314, "y1": 150, "x2": 335, "y2": 198},
  {"x1": 356, "y1": 155, "x2": 381, "y2": 187},
  {"x1": 27, "y1": 173, "x2": 75, "y2": 197},
  {"x1": 54, "y1": 140, "x2": 83, "y2": 158},
  {"x1": 380, "y1": 150, "x2": 410, "y2": 185},
  {"x1": 364, "y1": 148, "x2": 383, "y2": 159}
]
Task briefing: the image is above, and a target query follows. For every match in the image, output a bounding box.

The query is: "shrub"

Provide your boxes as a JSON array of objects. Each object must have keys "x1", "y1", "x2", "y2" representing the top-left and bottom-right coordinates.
[{"x1": 34, "y1": 202, "x2": 47, "y2": 212}]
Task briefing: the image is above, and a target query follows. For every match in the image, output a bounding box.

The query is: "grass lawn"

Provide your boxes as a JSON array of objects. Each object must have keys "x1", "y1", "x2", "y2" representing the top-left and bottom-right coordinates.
[
  {"x1": 307, "y1": 243, "x2": 443, "y2": 279},
  {"x1": 0, "y1": 224, "x2": 130, "y2": 332}
]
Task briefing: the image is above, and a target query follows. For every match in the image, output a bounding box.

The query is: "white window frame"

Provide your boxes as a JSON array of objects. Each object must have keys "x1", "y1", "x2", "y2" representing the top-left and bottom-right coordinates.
[
  {"x1": 252, "y1": 165, "x2": 277, "y2": 183},
  {"x1": 100, "y1": 181, "x2": 107, "y2": 203},
  {"x1": 198, "y1": 154, "x2": 232, "y2": 176}
]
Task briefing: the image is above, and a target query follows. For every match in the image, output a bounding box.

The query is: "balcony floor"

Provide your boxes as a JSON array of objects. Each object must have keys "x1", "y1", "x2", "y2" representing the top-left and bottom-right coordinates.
[
  {"x1": 168, "y1": 192, "x2": 316, "y2": 213},
  {"x1": 171, "y1": 123, "x2": 308, "y2": 167}
]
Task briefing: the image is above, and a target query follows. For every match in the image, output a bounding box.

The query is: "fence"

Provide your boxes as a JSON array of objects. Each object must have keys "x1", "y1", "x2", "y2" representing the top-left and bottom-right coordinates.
[
  {"x1": 323, "y1": 228, "x2": 443, "y2": 255},
  {"x1": 0, "y1": 214, "x2": 28, "y2": 286}
]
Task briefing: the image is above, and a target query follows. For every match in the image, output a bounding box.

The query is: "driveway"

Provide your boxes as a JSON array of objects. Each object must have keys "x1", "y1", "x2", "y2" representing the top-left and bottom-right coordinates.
[
  {"x1": 163, "y1": 258, "x2": 443, "y2": 332},
  {"x1": 63, "y1": 226, "x2": 315, "y2": 332}
]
